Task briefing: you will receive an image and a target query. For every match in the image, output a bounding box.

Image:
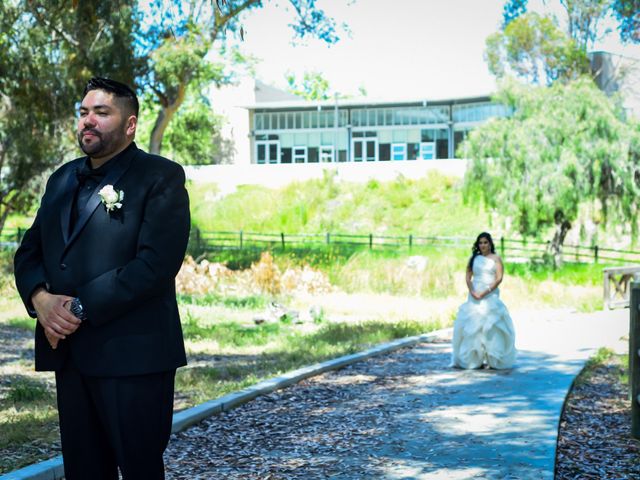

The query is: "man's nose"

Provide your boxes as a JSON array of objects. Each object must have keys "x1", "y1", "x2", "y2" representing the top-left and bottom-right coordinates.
[{"x1": 81, "y1": 113, "x2": 97, "y2": 127}]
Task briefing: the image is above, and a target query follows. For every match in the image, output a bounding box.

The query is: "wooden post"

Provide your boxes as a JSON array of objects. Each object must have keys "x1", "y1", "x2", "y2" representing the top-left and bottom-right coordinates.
[
  {"x1": 326, "y1": 232, "x2": 330, "y2": 245},
  {"x1": 369, "y1": 233, "x2": 373, "y2": 250},
  {"x1": 409, "y1": 234, "x2": 413, "y2": 249},
  {"x1": 500, "y1": 236, "x2": 505, "y2": 257},
  {"x1": 281, "y1": 232, "x2": 285, "y2": 249},
  {"x1": 631, "y1": 282, "x2": 640, "y2": 439},
  {"x1": 239, "y1": 230, "x2": 243, "y2": 250},
  {"x1": 195, "y1": 229, "x2": 202, "y2": 254},
  {"x1": 594, "y1": 245, "x2": 599, "y2": 263}
]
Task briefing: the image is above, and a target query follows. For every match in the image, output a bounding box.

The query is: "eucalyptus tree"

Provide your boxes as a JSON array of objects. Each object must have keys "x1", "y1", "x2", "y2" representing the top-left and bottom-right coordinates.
[
  {"x1": 141, "y1": 0, "x2": 343, "y2": 154},
  {"x1": 0, "y1": 0, "x2": 140, "y2": 232},
  {"x1": 462, "y1": 78, "x2": 640, "y2": 265},
  {"x1": 486, "y1": 12, "x2": 590, "y2": 85}
]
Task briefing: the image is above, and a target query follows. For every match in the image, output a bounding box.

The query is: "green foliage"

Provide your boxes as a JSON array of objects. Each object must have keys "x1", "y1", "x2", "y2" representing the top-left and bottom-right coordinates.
[
  {"x1": 189, "y1": 171, "x2": 490, "y2": 237},
  {"x1": 502, "y1": 0, "x2": 528, "y2": 27},
  {"x1": 141, "y1": 0, "x2": 344, "y2": 154},
  {"x1": 286, "y1": 70, "x2": 332, "y2": 100},
  {"x1": 486, "y1": 12, "x2": 589, "y2": 85},
  {"x1": 612, "y1": 0, "x2": 640, "y2": 43},
  {"x1": 6, "y1": 378, "x2": 51, "y2": 403},
  {"x1": 0, "y1": 0, "x2": 140, "y2": 232},
  {"x1": 462, "y1": 78, "x2": 640, "y2": 260}
]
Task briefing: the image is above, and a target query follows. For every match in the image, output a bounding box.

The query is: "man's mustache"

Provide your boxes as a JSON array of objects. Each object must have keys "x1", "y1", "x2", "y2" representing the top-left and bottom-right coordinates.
[{"x1": 81, "y1": 129, "x2": 101, "y2": 137}]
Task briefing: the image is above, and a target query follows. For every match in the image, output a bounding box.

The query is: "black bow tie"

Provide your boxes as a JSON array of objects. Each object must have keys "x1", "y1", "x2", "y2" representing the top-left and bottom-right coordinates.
[{"x1": 75, "y1": 166, "x2": 103, "y2": 186}]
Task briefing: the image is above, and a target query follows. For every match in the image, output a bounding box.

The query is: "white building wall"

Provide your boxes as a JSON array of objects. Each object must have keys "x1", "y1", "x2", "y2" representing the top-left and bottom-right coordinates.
[{"x1": 208, "y1": 79, "x2": 253, "y2": 165}]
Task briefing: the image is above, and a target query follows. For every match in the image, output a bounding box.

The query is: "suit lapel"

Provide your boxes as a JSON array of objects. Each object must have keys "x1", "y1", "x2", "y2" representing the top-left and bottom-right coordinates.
[
  {"x1": 64, "y1": 146, "x2": 138, "y2": 253},
  {"x1": 59, "y1": 160, "x2": 84, "y2": 245}
]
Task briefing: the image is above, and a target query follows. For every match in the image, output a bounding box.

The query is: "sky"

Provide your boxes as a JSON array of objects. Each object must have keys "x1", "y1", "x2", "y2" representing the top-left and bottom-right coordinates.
[{"x1": 235, "y1": 0, "x2": 640, "y2": 101}]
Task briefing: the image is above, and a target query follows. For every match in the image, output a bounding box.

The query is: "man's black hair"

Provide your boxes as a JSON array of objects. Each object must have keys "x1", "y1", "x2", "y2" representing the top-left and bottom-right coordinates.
[{"x1": 83, "y1": 77, "x2": 139, "y2": 117}]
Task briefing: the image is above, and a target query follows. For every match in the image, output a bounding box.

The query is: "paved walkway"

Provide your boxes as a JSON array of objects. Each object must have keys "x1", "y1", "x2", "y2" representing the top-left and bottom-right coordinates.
[{"x1": 161, "y1": 308, "x2": 629, "y2": 479}]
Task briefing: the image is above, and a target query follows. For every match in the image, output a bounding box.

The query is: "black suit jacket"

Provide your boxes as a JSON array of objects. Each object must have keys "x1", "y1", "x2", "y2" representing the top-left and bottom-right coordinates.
[{"x1": 14, "y1": 143, "x2": 190, "y2": 376}]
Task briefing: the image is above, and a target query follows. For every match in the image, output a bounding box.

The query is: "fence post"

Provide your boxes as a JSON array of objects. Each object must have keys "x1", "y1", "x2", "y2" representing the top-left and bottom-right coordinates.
[
  {"x1": 500, "y1": 237, "x2": 505, "y2": 257},
  {"x1": 239, "y1": 230, "x2": 243, "y2": 250},
  {"x1": 409, "y1": 234, "x2": 413, "y2": 250},
  {"x1": 195, "y1": 229, "x2": 202, "y2": 254},
  {"x1": 326, "y1": 232, "x2": 330, "y2": 245},
  {"x1": 16, "y1": 227, "x2": 23, "y2": 244},
  {"x1": 594, "y1": 245, "x2": 599, "y2": 264},
  {"x1": 369, "y1": 233, "x2": 373, "y2": 250},
  {"x1": 281, "y1": 232, "x2": 285, "y2": 249},
  {"x1": 631, "y1": 282, "x2": 640, "y2": 439}
]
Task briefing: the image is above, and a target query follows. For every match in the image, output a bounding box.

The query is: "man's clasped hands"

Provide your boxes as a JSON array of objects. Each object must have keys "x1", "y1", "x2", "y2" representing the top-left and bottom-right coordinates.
[{"x1": 31, "y1": 288, "x2": 82, "y2": 349}]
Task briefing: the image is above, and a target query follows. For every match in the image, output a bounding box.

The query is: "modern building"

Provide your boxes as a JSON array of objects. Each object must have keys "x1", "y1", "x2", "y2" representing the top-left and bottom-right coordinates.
[{"x1": 245, "y1": 91, "x2": 510, "y2": 165}]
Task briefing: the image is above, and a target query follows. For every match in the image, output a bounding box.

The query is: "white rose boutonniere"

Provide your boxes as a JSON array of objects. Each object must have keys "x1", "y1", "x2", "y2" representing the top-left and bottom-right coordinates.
[{"x1": 98, "y1": 185, "x2": 124, "y2": 212}]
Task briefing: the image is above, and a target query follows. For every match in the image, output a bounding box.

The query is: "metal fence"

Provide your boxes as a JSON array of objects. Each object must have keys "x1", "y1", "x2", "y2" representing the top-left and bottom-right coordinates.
[
  {"x1": 189, "y1": 230, "x2": 640, "y2": 264},
  {"x1": 5, "y1": 226, "x2": 640, "y2": 264}
]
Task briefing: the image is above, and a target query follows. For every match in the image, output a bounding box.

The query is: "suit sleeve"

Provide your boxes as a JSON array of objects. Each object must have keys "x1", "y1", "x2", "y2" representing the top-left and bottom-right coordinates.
[
  {"x1": 14, "y1": 192, "x2": 51, "y2": 318},
  {"x1": 76, "y1": 165, "x2": 191, "y2": 327}
]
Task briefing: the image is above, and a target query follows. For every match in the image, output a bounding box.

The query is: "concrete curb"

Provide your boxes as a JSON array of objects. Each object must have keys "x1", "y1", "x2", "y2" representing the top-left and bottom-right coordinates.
[{"x1": 0, "y1": 328, "x2": 449, "y2": 480}]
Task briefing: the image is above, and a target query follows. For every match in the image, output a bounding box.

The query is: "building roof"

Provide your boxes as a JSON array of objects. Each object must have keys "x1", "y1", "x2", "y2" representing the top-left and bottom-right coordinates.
[{"x1": 244, "y1": 93, "x2": 495, "y2": 111}]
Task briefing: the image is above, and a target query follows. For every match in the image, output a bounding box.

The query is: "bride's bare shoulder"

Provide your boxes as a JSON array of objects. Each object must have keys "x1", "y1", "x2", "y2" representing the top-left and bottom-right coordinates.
[{"x1": 488, "y1": 253, "x2": 502, "y2": 263}]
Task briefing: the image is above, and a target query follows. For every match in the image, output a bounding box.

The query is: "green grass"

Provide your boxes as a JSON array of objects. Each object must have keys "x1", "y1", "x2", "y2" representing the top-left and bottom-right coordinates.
[
  {"x1": 182, "y1": 313, "x2": 284, "y2": 347},
  {"x1": 506, "y1": 262, "x2": 604, "y2": 286},
  {"x1": 189, "y1": 171, "x2": 493, "y2": 237},
  {"x1": 7, "y1": 317, "x2": 35, "y2": 331},
  {"x1": 176, "y1": 317, "x2": 440, "y2": 405},
  {"x1": 5, "y1": 378, "x2": 52, "y2": 403},
  {"x1": 178, "y1": 293, "x2": 269, "y2": 309}
]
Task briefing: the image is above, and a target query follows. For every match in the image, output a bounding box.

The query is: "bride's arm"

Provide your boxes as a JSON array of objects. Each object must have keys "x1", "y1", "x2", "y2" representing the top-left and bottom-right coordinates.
[{"x1": 466, "y1": 266, "x2": 481, "y2": 299}]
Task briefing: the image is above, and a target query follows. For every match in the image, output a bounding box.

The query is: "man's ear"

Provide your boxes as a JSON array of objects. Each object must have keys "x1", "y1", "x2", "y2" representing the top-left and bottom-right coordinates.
[{"x1": 126, "y1": 115, "x2": 137, "y2": 137}]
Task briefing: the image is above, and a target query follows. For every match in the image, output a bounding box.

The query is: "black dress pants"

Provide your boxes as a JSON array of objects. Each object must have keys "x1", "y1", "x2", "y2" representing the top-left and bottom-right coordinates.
[{"x1": 55, "y1": 359, "x2": 175, "y2": 480}]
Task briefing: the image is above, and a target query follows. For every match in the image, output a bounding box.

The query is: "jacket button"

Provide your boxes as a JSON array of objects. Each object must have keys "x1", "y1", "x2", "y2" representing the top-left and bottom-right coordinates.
[{"x1": 60, "y1": 263, "x2": 67, "y2": 270}]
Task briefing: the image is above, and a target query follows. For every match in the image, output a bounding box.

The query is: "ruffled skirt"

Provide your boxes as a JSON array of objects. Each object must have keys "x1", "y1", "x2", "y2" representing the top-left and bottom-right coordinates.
[{"x1": 451, "y1": 293, "x2": 516, "y2": 369}]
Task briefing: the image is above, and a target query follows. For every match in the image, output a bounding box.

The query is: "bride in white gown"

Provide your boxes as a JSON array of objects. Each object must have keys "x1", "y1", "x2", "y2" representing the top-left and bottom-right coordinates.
[{"x1": 452, "y1": 232, "x2": 516, "y2": 369}]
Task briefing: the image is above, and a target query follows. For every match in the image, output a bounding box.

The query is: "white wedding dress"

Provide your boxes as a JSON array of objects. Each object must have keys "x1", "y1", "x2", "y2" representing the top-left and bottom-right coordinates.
[{"x1": 452, "y1": 255, "x2": 516, "y2": 369}]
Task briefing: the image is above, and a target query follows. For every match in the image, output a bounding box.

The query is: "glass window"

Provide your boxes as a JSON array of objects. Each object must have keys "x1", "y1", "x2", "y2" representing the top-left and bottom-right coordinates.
[
  {"x1": 293, "y1": 146, "x2": 307, "y2": 163},
  {"x1": 281, "y1": 147, "x2": 292, "y2": 163},
  {"x1": 436, "y1": 138, "x2": 448, "y2": 159},
  {"x1": 391, "y1": 143, "x2": 407, "y2": 161},
  {"x1": 308, "y1": 147, "x2": 319, "y2": 163},
  {"x1": 366, "y1": 140, "x2": 376, "y2": 161},
  {"x1": 255, "y1": 114, "x2": 263, "y2": 130},
  {"x1": 338, "y1": 150, "x2": 347, "y2": 162},
  {"x1": 353, "y1": 141, "x2": 363, "y2": 162},
  {"x1": 407, "y1": 143, "x2": 419, "y2": 160},
  {"x1": 279, "y1": 113, "x2": 286, "y2": 130},
  {"x1": 420, "y1": 142, "x2": 435, "y2": 160},
  {"x1": 320, "y1": 146, "x2": 334, "y2": 162},
  {"x1": 269, "y1": 143, "x2": 279, "y2": 164},
  {"x1": 379, "y1": 143, "x2": 390, "y2": 161},
  {"x1": 257, "y1": 144, "x2": 266, "y2": 164}
]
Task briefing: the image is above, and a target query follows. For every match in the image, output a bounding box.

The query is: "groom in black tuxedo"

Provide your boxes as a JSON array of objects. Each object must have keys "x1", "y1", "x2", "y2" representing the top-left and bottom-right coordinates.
[{"x1": 14, "y1": 77, "x2": 190, "y2": 479}]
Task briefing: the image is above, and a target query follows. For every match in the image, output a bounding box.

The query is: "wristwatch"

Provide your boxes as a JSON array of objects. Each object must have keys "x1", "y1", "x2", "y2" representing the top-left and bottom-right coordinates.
[{"x1": 70, "y1": 297, "x2": 88, "y2": 322}]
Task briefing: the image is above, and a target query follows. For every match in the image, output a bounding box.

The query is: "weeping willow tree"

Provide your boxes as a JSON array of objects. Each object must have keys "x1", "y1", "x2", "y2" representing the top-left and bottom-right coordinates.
[{"x1": 462, "y1": 77, "x2": 640, "y2": 265}]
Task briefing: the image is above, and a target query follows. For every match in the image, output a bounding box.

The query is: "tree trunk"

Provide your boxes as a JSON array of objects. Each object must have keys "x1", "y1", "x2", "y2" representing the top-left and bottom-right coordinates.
[
  {"x1": 148, "y1": 84, "x2": 187, "y2": 155},
  {"x1": 547, "y1": 220, "x2": 572, "y2": 267}
]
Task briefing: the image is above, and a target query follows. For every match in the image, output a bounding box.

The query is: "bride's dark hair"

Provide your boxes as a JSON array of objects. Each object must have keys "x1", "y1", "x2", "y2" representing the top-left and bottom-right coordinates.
[{"x1": 468, "y1": 232, "x2": 495, "y2": 271}]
